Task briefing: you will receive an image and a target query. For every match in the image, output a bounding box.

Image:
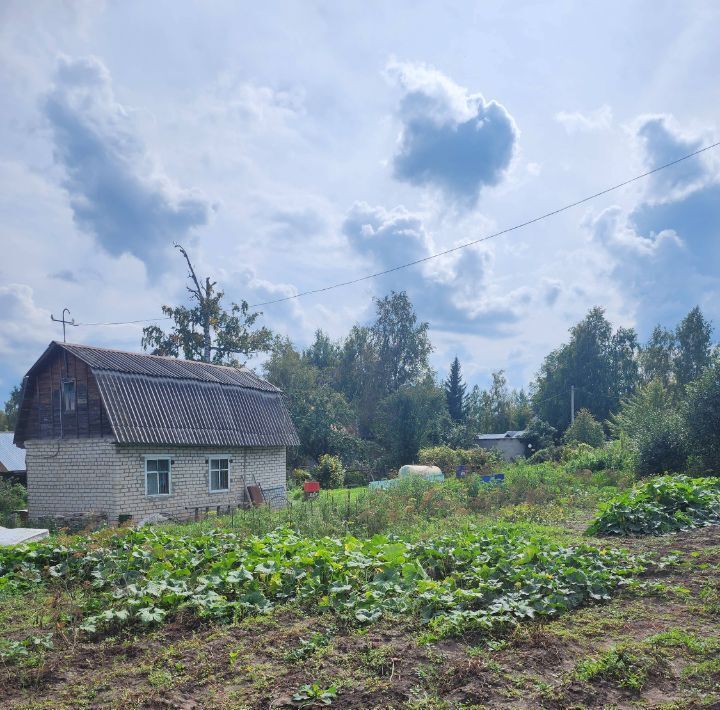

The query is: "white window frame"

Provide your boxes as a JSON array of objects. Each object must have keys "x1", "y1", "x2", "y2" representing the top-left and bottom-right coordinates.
[
  {"x1": 62, "y1": 379, "x2": 76, "y2": 414},
  {"x1": 208, "y1": 455, "x2": 231, "y2": 493},
  {"x1": 145, "y1": 455, "x2": 172, "y2": 497}
]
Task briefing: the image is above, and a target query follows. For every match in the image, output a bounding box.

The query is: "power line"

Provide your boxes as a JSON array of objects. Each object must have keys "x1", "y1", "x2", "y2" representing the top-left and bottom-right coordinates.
[
  {"x1": 75, "y1": 316, "x2": 172, "y2": 327},
  {"x1": 73, "y1": 139, "x2": 720, "y2": 326},
  {"x1": 248, "y1": 140, "x2": 720, "y2": 307}
]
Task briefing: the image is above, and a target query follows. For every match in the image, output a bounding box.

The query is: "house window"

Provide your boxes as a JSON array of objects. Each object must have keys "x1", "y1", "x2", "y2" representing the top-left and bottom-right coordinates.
[
  {"x1": 209, "y1": 457, "x2": 230, "y2": 492},
  {"x1": 145, "y1": 457, "x2": 171, "y2": 496},
  {"x1": 62, "y1": 379, "x2": 76, "y2": 413}
]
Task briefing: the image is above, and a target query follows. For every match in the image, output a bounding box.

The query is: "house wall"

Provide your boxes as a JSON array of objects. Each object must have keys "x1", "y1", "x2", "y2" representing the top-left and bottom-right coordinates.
[
  {"x1": 476, "y1": 438, "x2": 527, "y2": 461},
  {"x1": 25, "y1": 438, "x2": 287, "y2": 523},
  {"x1": 25, "y1": 438, "x2": 117, "y2": 520},
  {"x1": 20, "y1": 349, "x2": 113, "y2": 442}
]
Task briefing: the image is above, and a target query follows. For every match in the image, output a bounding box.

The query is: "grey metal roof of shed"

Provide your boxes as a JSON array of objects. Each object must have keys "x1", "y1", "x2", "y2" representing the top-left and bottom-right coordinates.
[
  {"x1": 19, "y1": 342, "x2": 299, "y2": 448},
  {"x1": 476, "y1": 430, "x2": 526, "y2": 441},
  {"x1": 0, "y1": 432, "x2": 26, "y2": 471}
]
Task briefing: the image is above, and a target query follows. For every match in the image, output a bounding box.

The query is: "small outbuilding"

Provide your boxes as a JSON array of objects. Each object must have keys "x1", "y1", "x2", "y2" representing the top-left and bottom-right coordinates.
[
  {"x1": 14, "y1": 342, "x2": 299, "y2": 524},
  {"x1": 476, "y1": 430, "x2": 527, "y2": 461}
]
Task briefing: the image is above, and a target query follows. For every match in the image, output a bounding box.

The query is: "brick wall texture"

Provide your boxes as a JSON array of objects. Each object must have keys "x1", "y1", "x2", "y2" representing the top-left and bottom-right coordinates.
[{"x1": 25, "y1": 438, "x2": 287, "y2": 523}]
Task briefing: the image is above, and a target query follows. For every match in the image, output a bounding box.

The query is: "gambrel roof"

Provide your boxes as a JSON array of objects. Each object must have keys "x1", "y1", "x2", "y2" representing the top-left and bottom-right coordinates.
[{"x1": 15, "y1": 342, "x2": 299, "y2": 448}]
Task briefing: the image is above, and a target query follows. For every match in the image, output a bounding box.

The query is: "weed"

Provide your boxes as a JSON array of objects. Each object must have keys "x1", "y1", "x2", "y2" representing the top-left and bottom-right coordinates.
[
  {"x1": 147, "y1": 669, "x2": 174, "y2": 689},
  {"x1": 575, "y1": 646, "x2": 659, "y2": 691},
  {"x1": 292, "y1": 682, "x2": 338, "y2": 706},
  {"x1": 359, "y1": 644, "x2": 395, "y2": 676},
  {"x1": 0, "y1": 633, "x2": 53, "y2": 666},
  {"x1": 284, "y1": 629, "x2": 334, "y2": 662}
]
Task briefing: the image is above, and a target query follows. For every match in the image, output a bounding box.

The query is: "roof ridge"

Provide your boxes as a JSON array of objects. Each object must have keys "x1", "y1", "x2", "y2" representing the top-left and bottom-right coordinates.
[
  {"x1": 98, "y1": 369, "x2": 279, "y2": 393},
  {"x1": 56, "y1": 341, "x2": 253, "y2": 373}
]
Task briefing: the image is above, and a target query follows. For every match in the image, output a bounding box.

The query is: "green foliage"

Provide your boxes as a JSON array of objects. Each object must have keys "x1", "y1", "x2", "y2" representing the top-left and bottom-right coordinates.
[
  {"x1": 290, "y1": 468, "x2": 311, "y2": 487},
  {"x1": 465, "y1": 371, "x2": 531, "y2": 434},
  {"x1": 141, "y1": 245, "x2": 272, "y2": 364},
  {"x1": 635, "y1": 420, "x2": 688, "y2": 477},
  {"x1": 564, "y1": 409, "x2": 605, "y2": 447},
  {"x1": 264, "y1": 337, "x2": 357, "y2": 465},
  {"x1": 674, "y1": 305, "x2": 713, "y2": 387},
  {"x1": 559, "y1": 440, "x2": 632, "y2": 474},
  {"x1": 610, "y1": 379, "x2": 688, "y2": 476},
  {"x1": 444, "y1": 357, "x2": 466, "y2": 422},
  {"x1": 1, "y1": 385, "x2": 22, "y2": 432},
  {"x1": 284, "y1": 629, "x2": 334, "y2": 662},
  {"x1": 313, "y1": 455, "x2": 346, "y2": 489},
  {"x1": 0, "y1": 633, "x2": 53, "y2": 665},
  {"x1": 370, "y1": 291, "x2": 432, "y2": 396},
  {"x1": 292, "y1": 683, "x2": 338, "y2": 706},
  {"x1": 587, "y1": 475, "x2": 720, "y2": 536},
  {"x1": 373, "y1": 378, "x2": 446, "y2": 468},
  {"x1": 520, "y1": 417, "x2": 557, "y2": 452},
  {"x1": 684, "y1": 358, "x2": 720, "y2": 474},
  {"x1": 532, "y1": 307, "x2": 639, "y2": 432},
  {"x1": 0, "y1": 522, "x2": 644, "y2": 642},
  {"x1": 417, "y1": 446, "x2": 500, "y2": 474},
  {"x1": 0, "y1": 480, "x2": 27, "y2": 526},
  {"x1": 575, "y1": 646, "x2": 657, "y2": 691},
  {"x1": 343, "y1": 469, "x2": 368, "y2": 488},
  {"x1": 639, "y1": 325, "x2": 676, "y2": 387}
]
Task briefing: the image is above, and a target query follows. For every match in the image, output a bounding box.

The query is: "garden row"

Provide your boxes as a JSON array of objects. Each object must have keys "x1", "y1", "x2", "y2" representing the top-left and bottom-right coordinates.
[{"x1": 0, "y1": 522, "x2": 645, "y2": 650}]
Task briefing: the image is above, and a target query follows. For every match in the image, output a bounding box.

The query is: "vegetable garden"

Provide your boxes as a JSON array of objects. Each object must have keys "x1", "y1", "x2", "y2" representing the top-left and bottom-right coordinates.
[{"x1": 1, "y1": 461, "x2": 719, "y2": 708}]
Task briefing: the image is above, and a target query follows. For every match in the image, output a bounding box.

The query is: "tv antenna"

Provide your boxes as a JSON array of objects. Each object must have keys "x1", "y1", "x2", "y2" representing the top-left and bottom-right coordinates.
[{"x1": 50, "y1": 308, "x2": 77, "y2": 342}]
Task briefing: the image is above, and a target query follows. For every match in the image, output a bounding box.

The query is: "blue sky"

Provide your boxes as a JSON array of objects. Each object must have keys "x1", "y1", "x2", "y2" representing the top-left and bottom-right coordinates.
[{"x1": 1, "y1": 0, "x2": 719, "y2": 402}]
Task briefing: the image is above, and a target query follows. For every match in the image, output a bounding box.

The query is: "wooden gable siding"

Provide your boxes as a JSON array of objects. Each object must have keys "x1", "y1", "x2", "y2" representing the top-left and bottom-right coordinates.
[{"x1": 25, "y1": 349, "x2": 112, "y2": 441}]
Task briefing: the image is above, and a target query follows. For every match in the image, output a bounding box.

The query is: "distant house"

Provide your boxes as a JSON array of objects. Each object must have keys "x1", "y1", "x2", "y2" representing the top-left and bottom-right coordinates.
[
  {"x1": 476, "y1": 430, "x2": 527, "y2": 461},
  {"x1": 14, "y1": 342, "x2": 299, "y2": 524},
  {"x1": 0, "y1": 432, "x2": 26, "y2": 484}
]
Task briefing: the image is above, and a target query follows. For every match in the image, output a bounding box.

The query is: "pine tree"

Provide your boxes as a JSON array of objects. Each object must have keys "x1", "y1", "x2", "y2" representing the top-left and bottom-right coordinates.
[{"x1": 445, "y1": 357, "x2": 467, "y2": 422}]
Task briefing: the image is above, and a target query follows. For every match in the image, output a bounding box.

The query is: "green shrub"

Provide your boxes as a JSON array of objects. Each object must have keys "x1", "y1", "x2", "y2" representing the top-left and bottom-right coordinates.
[
  {"x1": 587, "y1": 475, "x2": 720, "y2": 536},
  {"x1": 344, "y1": 469, "x2": 368, "y2": 488},
  {"x1": 520, "y1": 417, "x2": 557, "y2": 452},
  {"x1": 0, "y1": 481, "x2": 27, "y2": 527},
  {"x1": 417, "y1": 445, "x2": 458, "y2": 472},
  {"x1": 564, "y1": 409, "x2": 605, "y2": 448},
  {"x1": 528, "y1": 445, "x2": 562, "y2": 464},
  {"x1": 417, "y1": 446, "x2": 500, "y2": 474},
  {"x1": 289, "y1": 468, "x2": 311, "y2": 487},
  {"x1": 635, "y1": 421, "x2": 688, "y2": 477},
  {"x1": 313, "y1": 454, "x2": 346, "y2": 489},
  {"x1": 562, "y1": 440, "x2": 633, "y2": 474}
]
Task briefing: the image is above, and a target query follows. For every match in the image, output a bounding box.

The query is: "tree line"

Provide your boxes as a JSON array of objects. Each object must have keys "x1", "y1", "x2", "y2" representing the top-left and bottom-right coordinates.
[{"x1": 3, "y1": 248, "x2": 717, "y2": 478}]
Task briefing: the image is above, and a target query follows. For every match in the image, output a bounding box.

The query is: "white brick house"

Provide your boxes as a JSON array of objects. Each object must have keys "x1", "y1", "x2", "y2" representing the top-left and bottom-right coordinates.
[{"x1": 14, "y1": 342, "x2": 299, "y2": 524}]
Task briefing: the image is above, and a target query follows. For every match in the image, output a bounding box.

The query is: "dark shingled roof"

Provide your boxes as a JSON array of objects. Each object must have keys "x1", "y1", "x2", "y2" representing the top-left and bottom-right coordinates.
[{"x1": 16, "y1": 342, "x2": 299, "y2": 448}]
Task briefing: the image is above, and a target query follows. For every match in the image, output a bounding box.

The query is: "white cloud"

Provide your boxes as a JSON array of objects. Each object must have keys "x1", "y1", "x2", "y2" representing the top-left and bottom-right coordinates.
[
  {"x1": 43, "y1": 55, "x2": 213, "y2": 275},
  {"x1": 0, "y1": 284, "x2": 54, "y2": 389},
  {"x1": 588, "y1": 117, "x2": 720, "y2": 333},
  {"x1": 387, "y1": 60, "x2": 519, "y2": 206},
  {"x1": 342, "y1": 202, "x2": 537, "y2": 336},
  {"x1": 555, "y1": 105, "x2": 613, "y2": 133}
]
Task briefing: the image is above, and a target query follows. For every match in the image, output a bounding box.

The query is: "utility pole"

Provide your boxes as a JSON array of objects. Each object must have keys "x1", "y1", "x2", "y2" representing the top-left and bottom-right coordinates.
[
  {"x1": 570, "y1": 384, "x2": 575, "y2": 424},
  {"x1": 50, "y1": 308, "x2": 77, "y2": 343}
]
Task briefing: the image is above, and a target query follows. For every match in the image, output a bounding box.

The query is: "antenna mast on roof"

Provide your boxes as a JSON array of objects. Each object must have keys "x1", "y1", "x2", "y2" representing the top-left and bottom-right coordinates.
[{"x1": 50, "y1": 308, "x2": 77, "y2": 343}]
